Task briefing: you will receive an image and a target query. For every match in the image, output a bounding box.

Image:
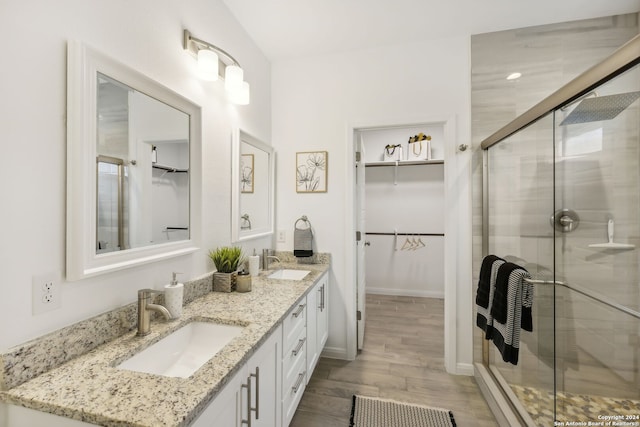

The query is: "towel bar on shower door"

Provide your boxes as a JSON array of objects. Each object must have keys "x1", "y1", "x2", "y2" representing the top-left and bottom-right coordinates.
[{"x1": 523, "y1": 277, "x2": 640, "y2": 321}]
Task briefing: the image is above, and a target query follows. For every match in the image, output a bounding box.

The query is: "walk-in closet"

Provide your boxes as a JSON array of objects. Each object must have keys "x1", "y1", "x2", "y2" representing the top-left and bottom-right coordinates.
[{"x1": 358, "y1": 124, "x2": 445, "y2": 298}]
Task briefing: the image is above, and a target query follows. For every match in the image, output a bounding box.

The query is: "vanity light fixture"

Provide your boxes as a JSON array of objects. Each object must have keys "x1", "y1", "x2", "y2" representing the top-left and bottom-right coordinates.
[
  {"x1": 183, "y1": 29, "x2": 250, "y2": 105},
  {"x1": 506, "y1": 72, "x2": 522, "y2": 80}
]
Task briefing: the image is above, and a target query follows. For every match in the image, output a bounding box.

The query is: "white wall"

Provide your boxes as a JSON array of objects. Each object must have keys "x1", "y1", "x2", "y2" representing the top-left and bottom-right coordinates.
[
  {"x1": 0, "y1": 0, "x2": 272, "y2": 351},
  {"x1": 272, "y1": 37, "x2": 474, "y2": 368}
]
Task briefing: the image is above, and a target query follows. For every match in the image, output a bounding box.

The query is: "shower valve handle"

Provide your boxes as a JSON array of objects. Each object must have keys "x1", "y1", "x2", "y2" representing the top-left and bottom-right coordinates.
[
  {"x1": 551, "y1": 209, "x2": 579, "y2": 233},
  {"x1": 559, "y1": 216, "x2": 574, "y2": 226}
]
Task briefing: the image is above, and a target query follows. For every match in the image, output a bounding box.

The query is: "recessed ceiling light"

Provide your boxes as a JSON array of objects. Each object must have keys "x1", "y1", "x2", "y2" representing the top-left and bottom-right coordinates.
[{"x1": 507, "y1": 72, "x2": 522, "y2": 80}]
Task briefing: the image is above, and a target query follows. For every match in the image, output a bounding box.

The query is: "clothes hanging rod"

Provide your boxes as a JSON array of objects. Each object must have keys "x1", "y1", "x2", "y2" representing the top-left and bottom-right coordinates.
[
  {"x1": 152, "y1": 164, "x2": 189, "y2": 173},
  {"x1": 366, "y1": 232, "x2": 444, "y2": 236},
  {"x1": 524, "y1": 278, "x2": 640, "y2": 321},
  {"x1": 365, "y1": 159, "x2": 444, "y2": 167}
]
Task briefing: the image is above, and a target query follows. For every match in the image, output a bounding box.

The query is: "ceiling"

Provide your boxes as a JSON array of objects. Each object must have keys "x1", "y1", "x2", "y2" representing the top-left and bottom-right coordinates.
[{"x1": 222, "y1": 0, "x2": 640, "y2": 61}]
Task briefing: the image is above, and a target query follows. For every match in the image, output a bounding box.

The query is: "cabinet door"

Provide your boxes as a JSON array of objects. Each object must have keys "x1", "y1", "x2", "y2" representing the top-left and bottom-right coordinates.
[
  {"x1": 247, "y1": 325, "x2": 282, "y2": 427},
  {"x1": 192, "y1": 365, "x2": 245, "y2": 427},
  {"x1": 306, "y1": 281, "x2": 318, "y2": 382},
  {"x1": 317, "y1": 273, "x2": 329, "y2": 350},
  {"x1": 306, "y1": 273, "x2": 329, "y2": 382}
]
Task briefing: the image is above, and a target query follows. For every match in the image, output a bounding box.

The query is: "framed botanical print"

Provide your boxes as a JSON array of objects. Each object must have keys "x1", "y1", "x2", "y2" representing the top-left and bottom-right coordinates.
[
  {"x1": 296, "y1": 151, "x2": 328, "y2": 193},
  {"x1": 241, "y1": 154, "x2": 254, "y2": 193}
]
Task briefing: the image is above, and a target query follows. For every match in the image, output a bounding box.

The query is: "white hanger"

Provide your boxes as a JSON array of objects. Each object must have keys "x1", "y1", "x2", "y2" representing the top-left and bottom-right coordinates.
[{"x1": 401, "y1": 235, "x2": 412, "y2": 251}]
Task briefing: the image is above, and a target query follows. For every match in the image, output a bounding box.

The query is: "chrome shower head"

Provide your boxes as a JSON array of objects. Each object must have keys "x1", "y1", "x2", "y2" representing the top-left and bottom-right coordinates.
[{"x1": 560, "y1": 91, "x2": 640, "y2": 125}]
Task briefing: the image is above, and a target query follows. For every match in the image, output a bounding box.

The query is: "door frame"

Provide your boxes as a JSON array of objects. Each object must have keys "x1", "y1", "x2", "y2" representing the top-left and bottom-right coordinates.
[{"x1": 344, "y1": 115, "x2": 462, "y2": 374}]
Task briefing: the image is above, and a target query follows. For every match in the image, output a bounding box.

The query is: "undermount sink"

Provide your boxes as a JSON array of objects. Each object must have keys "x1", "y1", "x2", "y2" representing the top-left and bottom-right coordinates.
[
  {"x1": 267, "y1": 269, "x2": 311, "y2": 281},
  {"x1": 116, "y1": 321, "x2": 244, "y2": 378}
]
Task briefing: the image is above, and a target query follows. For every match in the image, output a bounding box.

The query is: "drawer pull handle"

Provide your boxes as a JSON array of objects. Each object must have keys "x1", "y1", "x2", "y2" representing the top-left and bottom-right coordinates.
[
  {"x1": 292, "y1": 303, "x2": 306, "y2": 318},
  {"x1": 250, "y1": 367, "x2": 259, "y2": 420},
  {"x1": 292, "y1": 371, "x2": 306, "y2": 393},
  {"x1": 292, "y1": 337, "x2": 306, "y2": 356},
  {"x1": 241, "y1": 375, "x2": 252, "y2": 426}
]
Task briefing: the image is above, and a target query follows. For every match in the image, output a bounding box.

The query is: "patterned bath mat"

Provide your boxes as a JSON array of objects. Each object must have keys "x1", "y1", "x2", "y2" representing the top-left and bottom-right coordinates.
[{"x1": 349, "y1": 395, "x2": 457, "y2": 427}]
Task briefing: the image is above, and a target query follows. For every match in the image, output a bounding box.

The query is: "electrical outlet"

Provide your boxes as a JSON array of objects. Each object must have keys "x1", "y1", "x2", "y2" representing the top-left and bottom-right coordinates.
[
  {"x1": 277, "y1": 230, "x2": 286, "y2": 243},
  {"x1": 32, "y1": 273, "x2": 61, "y2": 315}
]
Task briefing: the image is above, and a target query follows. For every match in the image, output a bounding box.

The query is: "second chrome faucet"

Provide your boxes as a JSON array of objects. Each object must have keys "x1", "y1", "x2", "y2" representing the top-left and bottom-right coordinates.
[
  {"x1": 262, "y1": 249, "x2": 281, "y2": 270},
  {"x1": 137, "y1": 289, "x2": 172, "y2": 336}
]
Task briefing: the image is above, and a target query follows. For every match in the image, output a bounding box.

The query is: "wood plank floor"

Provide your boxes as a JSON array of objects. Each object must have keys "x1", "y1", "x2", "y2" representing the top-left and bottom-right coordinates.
[{"x1": 290, "y1": 294, "x2": 498, "y2": 426}]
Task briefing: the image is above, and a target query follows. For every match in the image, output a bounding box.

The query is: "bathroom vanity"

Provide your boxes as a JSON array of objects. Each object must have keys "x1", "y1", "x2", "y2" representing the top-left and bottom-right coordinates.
[{"x1": 0, "y1": 260, "x2": 330, "y2": 427}]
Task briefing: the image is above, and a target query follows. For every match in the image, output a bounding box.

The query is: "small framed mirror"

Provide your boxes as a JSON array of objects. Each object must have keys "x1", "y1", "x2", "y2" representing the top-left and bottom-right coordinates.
[
  {"x1": 67, "y1": 41, "x2": 202, "y2": 280},
  {"x1": 231, "y1": 130, "x2": 274, "y2": 242}
]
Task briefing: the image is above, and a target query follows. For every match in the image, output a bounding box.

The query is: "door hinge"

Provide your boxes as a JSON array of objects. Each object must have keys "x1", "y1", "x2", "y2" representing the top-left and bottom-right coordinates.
[
  {"x1": 356, "y1": 231, "x2": 362, "y2": 241},
  {"x1": 357, "y1": 310, "x2": 362, "y2": 321},
  {"x1": 355, "y1": 151, "x2": 361, "y2": 162}
]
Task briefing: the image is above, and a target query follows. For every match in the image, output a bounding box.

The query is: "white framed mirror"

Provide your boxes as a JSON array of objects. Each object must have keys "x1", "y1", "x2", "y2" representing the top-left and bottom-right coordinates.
[
  {"x1": 66, "y1": 41, "x2": 202, "y2": 281},
  {"x1": 231, "y1": 130, "x2": 274, "y2": 242}
]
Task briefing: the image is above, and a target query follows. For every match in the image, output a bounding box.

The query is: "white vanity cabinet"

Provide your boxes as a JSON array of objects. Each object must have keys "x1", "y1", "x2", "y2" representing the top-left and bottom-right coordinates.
[
  {"x1": 306, "y1": 272, "x2": 329, "y2": 380},
  {"x1": 281, "y1": 299, "x2": 308, "y2": 427},
  {"x1": 2, "y1": 272, "x2": 331, "y2": 427},
  {"x1": 281, "y1": 271, "x2": 330, "y2": 426},
  {"x1": 193, "y1": 325, "x2": 282, "y2": 427}
]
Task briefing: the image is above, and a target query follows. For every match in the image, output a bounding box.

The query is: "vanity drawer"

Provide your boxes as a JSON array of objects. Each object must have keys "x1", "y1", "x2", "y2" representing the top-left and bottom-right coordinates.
[
  {"x1": 283, "y1": 327, "x2": 307, "y2": 385},
  {"x1": 283, "y1": 347, "x2": 307, "y2": 427},
  {"x1": 282, "y1": 300, "x2": 306, "y2": 351}
]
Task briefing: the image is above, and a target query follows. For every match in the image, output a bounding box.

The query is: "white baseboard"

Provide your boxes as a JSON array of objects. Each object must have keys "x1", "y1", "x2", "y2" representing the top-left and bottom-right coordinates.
[
  {"x1": 455, "y1": 362, "x2": 474, "y2": 376},
  {"x1": 321, "y1": 346, "x2": 351, "y2": 360},
  {"x1": 366, "y1": 288, "x2": 444, "y2": 299}
]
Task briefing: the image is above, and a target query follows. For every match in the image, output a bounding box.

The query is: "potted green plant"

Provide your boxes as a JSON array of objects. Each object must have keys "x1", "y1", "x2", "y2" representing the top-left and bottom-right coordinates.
[{"x1": 209, "y1": 246, "x2": 245, "y2": 292}]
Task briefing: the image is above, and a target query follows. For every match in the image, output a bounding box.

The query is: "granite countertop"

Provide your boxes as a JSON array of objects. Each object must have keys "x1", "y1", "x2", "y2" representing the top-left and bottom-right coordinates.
[{"x1": 1, "y1": 261, "x2": 329, "y2": 427}]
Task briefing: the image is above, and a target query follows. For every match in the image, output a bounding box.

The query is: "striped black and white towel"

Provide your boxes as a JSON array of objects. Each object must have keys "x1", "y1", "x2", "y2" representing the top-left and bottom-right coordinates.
[{"x1": 490, "y1": 262, "x2": 532, "y2": 365}]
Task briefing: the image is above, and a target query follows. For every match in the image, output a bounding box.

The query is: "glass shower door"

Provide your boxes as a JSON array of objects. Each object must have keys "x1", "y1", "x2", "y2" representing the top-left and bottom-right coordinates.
[
  {"x1": 486, "y1": 112, "x2": 556, "y2": 425},
  {"x1": 553, "y1": 63, "x2": 640, "y2": 424}
]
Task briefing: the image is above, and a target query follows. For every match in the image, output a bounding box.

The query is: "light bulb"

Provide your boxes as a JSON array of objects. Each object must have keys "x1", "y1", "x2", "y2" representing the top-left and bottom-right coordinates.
[{"x1": 198, "y1": 49, "x2": 219, "y2": 81}]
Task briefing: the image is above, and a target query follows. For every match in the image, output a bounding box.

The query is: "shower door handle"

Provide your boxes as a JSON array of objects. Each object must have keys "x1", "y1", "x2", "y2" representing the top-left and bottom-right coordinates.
[{"x1": 523, "y1": 278, "x2": 565, "y2": 286}]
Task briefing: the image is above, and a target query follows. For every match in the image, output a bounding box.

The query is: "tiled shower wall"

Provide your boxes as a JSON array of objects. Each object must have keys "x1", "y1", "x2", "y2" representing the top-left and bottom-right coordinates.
[{"x1": 470, "y1": 13, "x2": 639, "y2": 365}]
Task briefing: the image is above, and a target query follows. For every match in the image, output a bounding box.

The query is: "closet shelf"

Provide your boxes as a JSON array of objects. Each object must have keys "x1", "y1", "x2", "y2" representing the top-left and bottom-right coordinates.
[{"x1": 365, "y1": 159, "x2": 444, "y2": 167}]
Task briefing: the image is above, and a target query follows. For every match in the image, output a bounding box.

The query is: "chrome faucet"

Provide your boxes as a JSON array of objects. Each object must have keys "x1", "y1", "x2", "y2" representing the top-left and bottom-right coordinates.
[
  {"x1": 262, "y1": 249, "x2": 281, "y2": 270},
  {"x1": 137, "y1": 289, "x2": 172, "y2": 336}
]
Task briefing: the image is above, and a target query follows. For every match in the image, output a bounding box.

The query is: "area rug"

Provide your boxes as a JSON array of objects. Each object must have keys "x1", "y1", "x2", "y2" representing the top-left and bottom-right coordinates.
[{"x1": 350, "y1": 395, "x2": 457, "y2": 427}]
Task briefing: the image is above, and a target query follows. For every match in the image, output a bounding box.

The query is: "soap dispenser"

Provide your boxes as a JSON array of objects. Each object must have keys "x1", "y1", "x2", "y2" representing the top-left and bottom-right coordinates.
[{"x1": 164, "y1": 272, "x2": 184, "y2": 319}]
